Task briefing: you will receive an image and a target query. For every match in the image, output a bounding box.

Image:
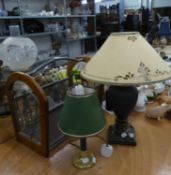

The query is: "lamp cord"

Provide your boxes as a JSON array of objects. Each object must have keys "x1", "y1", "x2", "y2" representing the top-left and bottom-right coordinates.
[
  {"x1": 68, "y1": 135, "x2": 107, "y2": 150},
  {"x1": 68, "y1": 138, "x2": 81, "y2": 150},
  {"x1": 69, "y1": 142, "x2": 80, "y2": 150},
  {"x1": 95, "y1": 135, "x2": 106, "y2": 143}
]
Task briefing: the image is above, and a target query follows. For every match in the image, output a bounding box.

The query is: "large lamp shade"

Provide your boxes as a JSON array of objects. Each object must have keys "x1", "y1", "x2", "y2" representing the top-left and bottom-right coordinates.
[{"x1": 81, "y1": 32, "x2": 171, "y2": 85}]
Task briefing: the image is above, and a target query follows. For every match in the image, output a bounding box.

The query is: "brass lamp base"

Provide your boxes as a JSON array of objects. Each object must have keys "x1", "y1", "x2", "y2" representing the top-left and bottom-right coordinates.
[{"x1": 73, "y1": 151, "x2": 96, "y2": 169}]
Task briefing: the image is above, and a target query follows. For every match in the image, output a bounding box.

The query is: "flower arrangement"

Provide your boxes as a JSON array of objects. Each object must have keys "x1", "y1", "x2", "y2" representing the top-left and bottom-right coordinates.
[{"x1": 69, "y1": 0, "x2": 81, "y2": 9}]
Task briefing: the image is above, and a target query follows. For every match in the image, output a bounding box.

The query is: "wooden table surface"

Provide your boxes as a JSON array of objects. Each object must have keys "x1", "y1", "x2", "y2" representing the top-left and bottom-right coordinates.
[{"x1": 0, "y1": 104, "x2": 171, "y2": 175}]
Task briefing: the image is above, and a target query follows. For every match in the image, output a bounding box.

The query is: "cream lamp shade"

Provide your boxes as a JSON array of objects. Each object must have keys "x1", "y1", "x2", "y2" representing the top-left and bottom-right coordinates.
[{"x1": 81, "y1": 32, "x2": 171, "y2": 85}]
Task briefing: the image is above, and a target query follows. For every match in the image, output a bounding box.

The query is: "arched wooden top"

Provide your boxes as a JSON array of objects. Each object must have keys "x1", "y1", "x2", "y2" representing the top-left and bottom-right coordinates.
[
  {"x1": 6, "y1": 72, "x2": 47, "y2": 105},
  {"x1": 5, "y1": 71, "x2": 49, "y2": 157}
]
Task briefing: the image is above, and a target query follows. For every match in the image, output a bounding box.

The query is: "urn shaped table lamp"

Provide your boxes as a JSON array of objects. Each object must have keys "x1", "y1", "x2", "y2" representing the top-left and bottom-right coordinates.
[
  {"x1": 81, "y1": 32, "x2": 171, "y2": 146},
  {"x1": 58, "y1": 86, "x2": 105, "y2": 169}
]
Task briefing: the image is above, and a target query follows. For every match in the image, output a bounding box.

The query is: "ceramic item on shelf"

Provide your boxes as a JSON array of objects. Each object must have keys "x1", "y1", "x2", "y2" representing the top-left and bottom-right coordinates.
[
  {"x1": 100, "y1": 144, "x2": 113, "y2": 158},
  {"x1": 152, "y1": 37, "x2": 160, "y2": 45},
  {"x1": 134, "y1": 86, "x2": 148, "y2": 112},
  {"x1": 165, "y1": 79, "x2": 171, "y2": 86},
  {"x1": 160, "y1": 36, "x2": 168, "y2": 45},
  {"x1": 145, "y1": 104, "x2": 171, "y2": 121},
  {"x1": 72, "y1": 7, "x2": 80, "y2": 15},
  {"x1": 0, "y1": 37, "x2": 38, "y2": 71},
  {"x1": 157, "y1": 95, "x2": 171, "y2": 105},
  {"x1": 154, "y1": 82, "x2": 165, "y2": 94},
  {"x1": 160, "y1": 45, "x2": 171, "y2": 56}
]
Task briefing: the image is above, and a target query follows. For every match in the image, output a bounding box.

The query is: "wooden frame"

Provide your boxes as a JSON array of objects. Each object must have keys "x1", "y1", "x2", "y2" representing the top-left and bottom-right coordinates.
[{"x1": 6, "y1": 72, "x2": 49, "y2": 157}]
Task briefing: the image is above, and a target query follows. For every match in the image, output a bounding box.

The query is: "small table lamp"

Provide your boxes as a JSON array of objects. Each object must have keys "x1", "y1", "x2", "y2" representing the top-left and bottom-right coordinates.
[
  {"x1": 58, "y1": 86, "x2": 105, "y2": 169},
  {"x1": 81, "y1": 32, "x2": 171, "y2": 145}
]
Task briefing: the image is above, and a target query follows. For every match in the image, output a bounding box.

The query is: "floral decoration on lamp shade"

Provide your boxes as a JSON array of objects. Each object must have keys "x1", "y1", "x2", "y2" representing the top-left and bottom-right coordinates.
[
  {"x1": 128, "y1": 36, "x2": 137, "y2": 42},
  {"x1": 113, "y1": 62, "x2": 171, "y2": 82}
]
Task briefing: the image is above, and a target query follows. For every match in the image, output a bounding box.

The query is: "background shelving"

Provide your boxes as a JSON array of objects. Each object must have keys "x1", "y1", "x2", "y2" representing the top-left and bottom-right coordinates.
[
  {"x1": 96, "y1": 1, "x2": 120, "y2": 49},
  {"x1": 0, "y1": 0, "x2": 97, "y2": 58}
]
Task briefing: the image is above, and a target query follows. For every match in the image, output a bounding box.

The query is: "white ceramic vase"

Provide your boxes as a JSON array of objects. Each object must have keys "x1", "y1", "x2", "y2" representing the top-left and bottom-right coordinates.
[{"x1": 135, "y1": 86, "x2": 148, "y2": 112}]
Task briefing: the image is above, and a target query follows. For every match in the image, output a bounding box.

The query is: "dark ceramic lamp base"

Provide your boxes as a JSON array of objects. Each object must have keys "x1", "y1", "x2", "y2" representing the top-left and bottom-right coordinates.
[
  {"x1": 106, "y1": 85, "x2": 138, "y2": 146},
  {"x1": 108, "y1": 124, "x2": 136, "y2": 146}
]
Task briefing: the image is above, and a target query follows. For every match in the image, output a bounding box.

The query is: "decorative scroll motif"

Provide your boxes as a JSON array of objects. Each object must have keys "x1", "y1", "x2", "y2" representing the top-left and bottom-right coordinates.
[
  {"x1": 114, "y1": 62, "x2": 170, "y2": 82},
  {"x1": 127, "y1": 36, "x2": 137, "y2": 42},
  {"x1": 114, "y1": 72, "x2": 134, "y2": 81}
]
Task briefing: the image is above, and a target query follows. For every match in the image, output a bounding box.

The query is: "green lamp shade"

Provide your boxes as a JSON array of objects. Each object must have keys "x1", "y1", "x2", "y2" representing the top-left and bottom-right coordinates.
[{"x1": 58, "y1": 87, "x2": 106, "y2": 137}]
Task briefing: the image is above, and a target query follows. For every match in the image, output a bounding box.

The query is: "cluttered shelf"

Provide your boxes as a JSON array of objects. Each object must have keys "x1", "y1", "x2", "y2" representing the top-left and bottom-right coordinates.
[{"x1": 0, "y1": 0, "x2": 97, "y2": 58}]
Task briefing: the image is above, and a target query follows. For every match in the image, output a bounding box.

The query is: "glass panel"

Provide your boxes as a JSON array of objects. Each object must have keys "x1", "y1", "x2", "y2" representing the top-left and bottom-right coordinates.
[
  {"x1": 30, "y1": 58, "x2": 70, "y2": 106},
  {"x1": 12, "y1": 81, "x2": 41, "y2": 144},
  {"x1": 43, "y1": 79, "x2": 69, "y2": 106}
]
